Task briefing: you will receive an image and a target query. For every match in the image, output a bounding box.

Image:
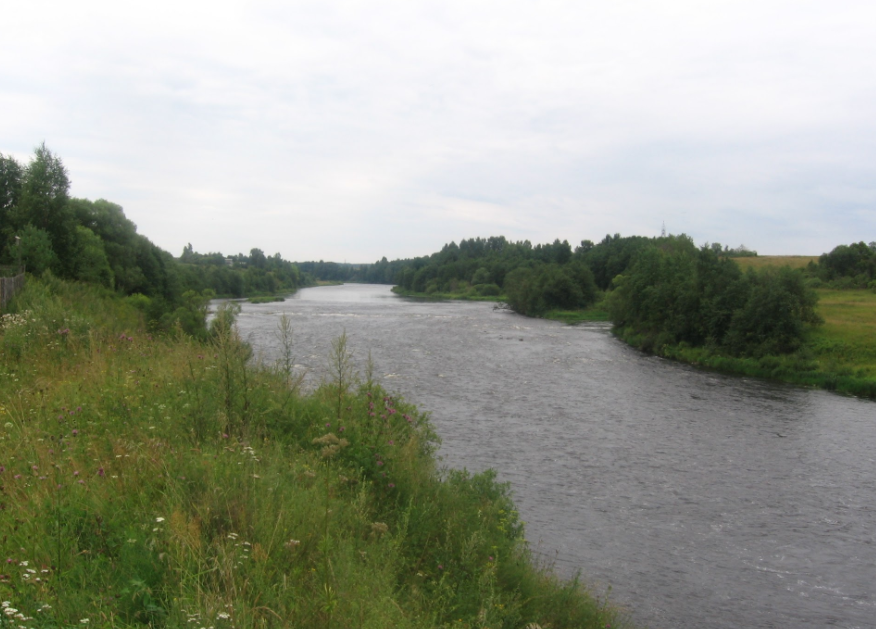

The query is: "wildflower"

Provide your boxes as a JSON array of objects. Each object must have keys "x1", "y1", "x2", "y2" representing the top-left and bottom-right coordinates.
[
  {"x1": 73, "y1": 471, "x2": 79, "y2": 476},
  {"x1": 155, "y1": 517, "x2": 165, "y2": 523},
  {"x1": 72, "y1": 429, "x2": 78, "y2": 436},
  {"x1": 388, "y1": 483, "x2": 395, "y2": 488},
  {"x1": 97, "y1": 468, "x2": 105, "y2": 477},
  {"x1": 217, "y1": 612, "x2": 231, "y2": 620},
  {"x1": 312, "y1": 433, "x2": 339, "y2": 446},
  {"x1": 388, "y1": 440, "x2": 394, "y2": 445}
]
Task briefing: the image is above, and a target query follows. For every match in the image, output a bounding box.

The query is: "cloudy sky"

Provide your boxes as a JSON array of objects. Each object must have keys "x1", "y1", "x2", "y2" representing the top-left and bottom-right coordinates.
[{"x1": 2, "y1": 0, "x2": 874, "y2": 261}]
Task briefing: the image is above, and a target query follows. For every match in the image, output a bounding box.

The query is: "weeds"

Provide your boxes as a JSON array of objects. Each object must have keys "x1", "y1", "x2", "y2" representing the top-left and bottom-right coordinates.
[{"x1": 0, "y1": 277, "x2": 626, "y2": 628}]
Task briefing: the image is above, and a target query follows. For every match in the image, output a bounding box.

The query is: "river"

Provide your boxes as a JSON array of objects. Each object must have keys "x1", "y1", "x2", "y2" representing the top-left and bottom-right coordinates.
[{"x1": 229, "y1": 284, "x2": 876, "y2": 629}]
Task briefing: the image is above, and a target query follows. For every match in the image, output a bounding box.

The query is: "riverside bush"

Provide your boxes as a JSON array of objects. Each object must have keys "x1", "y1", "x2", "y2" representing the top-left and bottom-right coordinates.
[{"x1": 0, "y1": 278, "x2": 625, "y2": 628}]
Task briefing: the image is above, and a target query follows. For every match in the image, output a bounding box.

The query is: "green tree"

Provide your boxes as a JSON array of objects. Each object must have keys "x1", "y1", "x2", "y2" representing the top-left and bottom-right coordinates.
[
  {"x1": 11, "y1": 144, "x2": 75, "y2": 273},
  {"x1": 70, "y1": 225, "x2": 114, "y2": 287},
  {"x1": 8, "y1": 225, "x2": 56, "y2": 275},
  {"x1": 725, "y1": 268, "x2": 822, "y2": 355},
  {"x1": 0, "y1": 153, "x2": 23, "y2": 254}
]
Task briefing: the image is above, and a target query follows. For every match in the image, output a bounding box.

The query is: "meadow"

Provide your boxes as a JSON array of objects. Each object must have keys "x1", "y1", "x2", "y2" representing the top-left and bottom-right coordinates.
[
  {"x1": 0, "y1": 277, "x2": 624, "y2": 629},
  {"x1": 808, "y1": 289, "x2": 876, "y2": 380},
  {"x1": 732, "y1": 255, "x2": 818, "y2": 271}
]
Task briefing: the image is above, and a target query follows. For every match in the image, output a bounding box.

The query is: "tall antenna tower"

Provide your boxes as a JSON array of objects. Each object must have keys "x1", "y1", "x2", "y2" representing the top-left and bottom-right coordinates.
[{"x1": 661, "y1": 221, "x2": 666, "y2": 238}]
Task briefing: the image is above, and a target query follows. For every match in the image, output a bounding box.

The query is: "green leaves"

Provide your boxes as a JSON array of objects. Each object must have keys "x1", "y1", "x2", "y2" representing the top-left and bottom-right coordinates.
[{"x1": 610, "y1": 237, "x2": 822, "y2": 357}]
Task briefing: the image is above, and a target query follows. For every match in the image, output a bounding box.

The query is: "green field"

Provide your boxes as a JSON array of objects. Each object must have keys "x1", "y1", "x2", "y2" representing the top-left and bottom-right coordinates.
[
  {"x1": 733, "y1": 255, "x2": 819, "y2": 271},
  {"x1": 809, "y1": 289, "x2": 876, "y2": 378}
]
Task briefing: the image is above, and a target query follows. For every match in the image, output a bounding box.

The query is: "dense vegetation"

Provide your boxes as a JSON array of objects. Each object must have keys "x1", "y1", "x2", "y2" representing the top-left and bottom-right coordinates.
[
  {"x1": 607, "y1": 235, "x2": 822, "y2": 357},
  {"x1": 0, "y1": 276, "x2": 624, "y2": 628},
  {"x1": 1, "y1": 145, "x2": 305, "y2": 336},
  {"x1": 809, "y1": 241, "x2": 876, "y2": 289}
]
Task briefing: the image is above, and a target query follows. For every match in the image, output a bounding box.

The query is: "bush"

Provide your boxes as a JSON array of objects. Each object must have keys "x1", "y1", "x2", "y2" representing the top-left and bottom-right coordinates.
[{"x1": 474, "y1": 282, "x2": 501, "y2": 296}]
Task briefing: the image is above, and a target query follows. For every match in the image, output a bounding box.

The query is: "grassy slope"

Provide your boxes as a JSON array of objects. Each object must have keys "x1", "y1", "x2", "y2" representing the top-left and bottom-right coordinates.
[{"x1": 0, "y1": 277, "x2": 625, "y2": 629}]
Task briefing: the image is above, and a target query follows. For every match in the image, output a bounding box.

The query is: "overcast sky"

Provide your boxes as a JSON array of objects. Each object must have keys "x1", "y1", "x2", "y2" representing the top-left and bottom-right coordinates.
[{"x1": 2, "y1": 1, "x2": 875, "y2": 261}]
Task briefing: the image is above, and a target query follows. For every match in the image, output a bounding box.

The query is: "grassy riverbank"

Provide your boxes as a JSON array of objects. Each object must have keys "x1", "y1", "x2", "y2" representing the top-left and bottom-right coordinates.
[
  {"x1": 0, "y1": 277, "x2": 624, "y2": 628},
  {"x1": 391, "y1": 286, "x2": 610, "y2": 323},
  {"x1": 391, "y1": 286, "x2": 504, "y2": 302},
  {"x1": 615, "y1": 288, "x2": 876, "y2": 398}
]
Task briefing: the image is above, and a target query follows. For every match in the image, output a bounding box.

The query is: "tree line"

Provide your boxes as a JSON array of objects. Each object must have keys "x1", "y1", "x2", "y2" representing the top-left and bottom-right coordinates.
[
  {"x1": 5, "y1": 143, "x2": 870, "y2": 356},
  {"x1": 331, "y1": 234, "x2": 871, "y2": 359},
  {"x1": 1, "y1": 144, "x2": 305, "y2": 336}
]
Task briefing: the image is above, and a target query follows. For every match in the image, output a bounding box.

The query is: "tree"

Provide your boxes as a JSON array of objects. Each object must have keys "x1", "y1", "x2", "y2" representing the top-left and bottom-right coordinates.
[
  {"x1": 725, "y1": 268, "x2": 822, "y2": 355},
  {"x1": 249, "y1": 248, "x2": 267, "y2": 269},
  {"x1": 70, "y1": 226, "x2": 114, "y2": 287},
  {"x1": 9, "y1": 225, "x2": 56, "y2": 275},
  {"x1": 0, "y1": 153, "x2": 23, "y2": 254},
  {"x1": 13, "y1": 144, "x2": 75, "y2": 272}
]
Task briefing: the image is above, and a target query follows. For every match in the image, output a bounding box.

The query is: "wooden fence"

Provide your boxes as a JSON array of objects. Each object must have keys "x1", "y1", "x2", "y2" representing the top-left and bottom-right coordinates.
[{"x1": 0, "y1": 273, "x2": 25, "y2": 311}]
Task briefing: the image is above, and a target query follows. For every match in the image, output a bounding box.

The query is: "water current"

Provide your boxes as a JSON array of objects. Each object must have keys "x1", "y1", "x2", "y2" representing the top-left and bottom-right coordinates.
[{"x1": 229, "y1": 284, "x2": 875, "y2": 629}]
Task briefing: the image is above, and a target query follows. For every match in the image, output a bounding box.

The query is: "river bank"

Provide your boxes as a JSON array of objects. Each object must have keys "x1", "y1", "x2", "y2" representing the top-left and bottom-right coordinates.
[
  {"x1": 234, "y1": 283, "x2": 876, "y2": 628},
  {"x1": 0, "y1": 277, "x2": 626, "y2": 628},
  {"x1": 391, "y1": 285, "x2": 610, "y2": 323},
  {"x1": 613, "y1": 288, "x2": 876, "y2": 399}
]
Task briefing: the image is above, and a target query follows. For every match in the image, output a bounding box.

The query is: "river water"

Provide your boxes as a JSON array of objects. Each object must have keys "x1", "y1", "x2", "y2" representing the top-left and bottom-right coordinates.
[{"x1": 230, "y1": 284, "x2": 876, "y2": 629}]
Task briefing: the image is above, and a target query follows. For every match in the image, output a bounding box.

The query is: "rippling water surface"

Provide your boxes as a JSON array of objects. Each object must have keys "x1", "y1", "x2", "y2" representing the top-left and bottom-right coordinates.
[{"x1": 230, "y1": 284, "x2": 876, "y2": 629}]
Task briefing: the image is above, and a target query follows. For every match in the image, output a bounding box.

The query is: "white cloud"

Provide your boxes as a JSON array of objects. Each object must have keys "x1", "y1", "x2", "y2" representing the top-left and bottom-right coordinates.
[{"x1": 2, "y1": 0, "x2": 875, "y2": 260}]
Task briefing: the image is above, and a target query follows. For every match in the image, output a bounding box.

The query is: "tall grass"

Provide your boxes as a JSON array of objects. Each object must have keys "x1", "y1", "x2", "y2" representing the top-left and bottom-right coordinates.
[{"x1": 0, "y1": 278, "x2": 625, "y2": 628}]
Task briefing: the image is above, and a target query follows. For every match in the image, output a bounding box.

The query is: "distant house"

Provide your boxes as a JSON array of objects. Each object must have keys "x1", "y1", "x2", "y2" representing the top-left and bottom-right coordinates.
[{"x1": 225, "y1": 257, "x2": 234, "y2": 267}]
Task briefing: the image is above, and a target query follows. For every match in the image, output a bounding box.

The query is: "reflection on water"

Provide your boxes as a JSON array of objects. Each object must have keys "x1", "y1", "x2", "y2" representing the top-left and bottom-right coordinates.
[{"x1": 231, "y1": 284, "x2": 876, "y2": 629}]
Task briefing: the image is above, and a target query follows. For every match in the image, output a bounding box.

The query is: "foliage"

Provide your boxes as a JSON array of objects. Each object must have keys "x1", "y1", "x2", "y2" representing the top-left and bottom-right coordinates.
[
  {"x1": 814, "y1": 241, "x2": 876, "y2": 288},
  {"x1": 0, "y1": 277, "x2": 626, "y2": 628},
  {"x1": 1, "y1": 144, "x2": 304, "y2": 339},
  {"x1": 7, "y1": 225, "x2": 56, "y2": 275},
  {"x1": 504, "y1": 263, "x2": 597, "y2": 316},
  {"x1": 608, "y1": 236, "x2": 821, "y2": 357}
]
